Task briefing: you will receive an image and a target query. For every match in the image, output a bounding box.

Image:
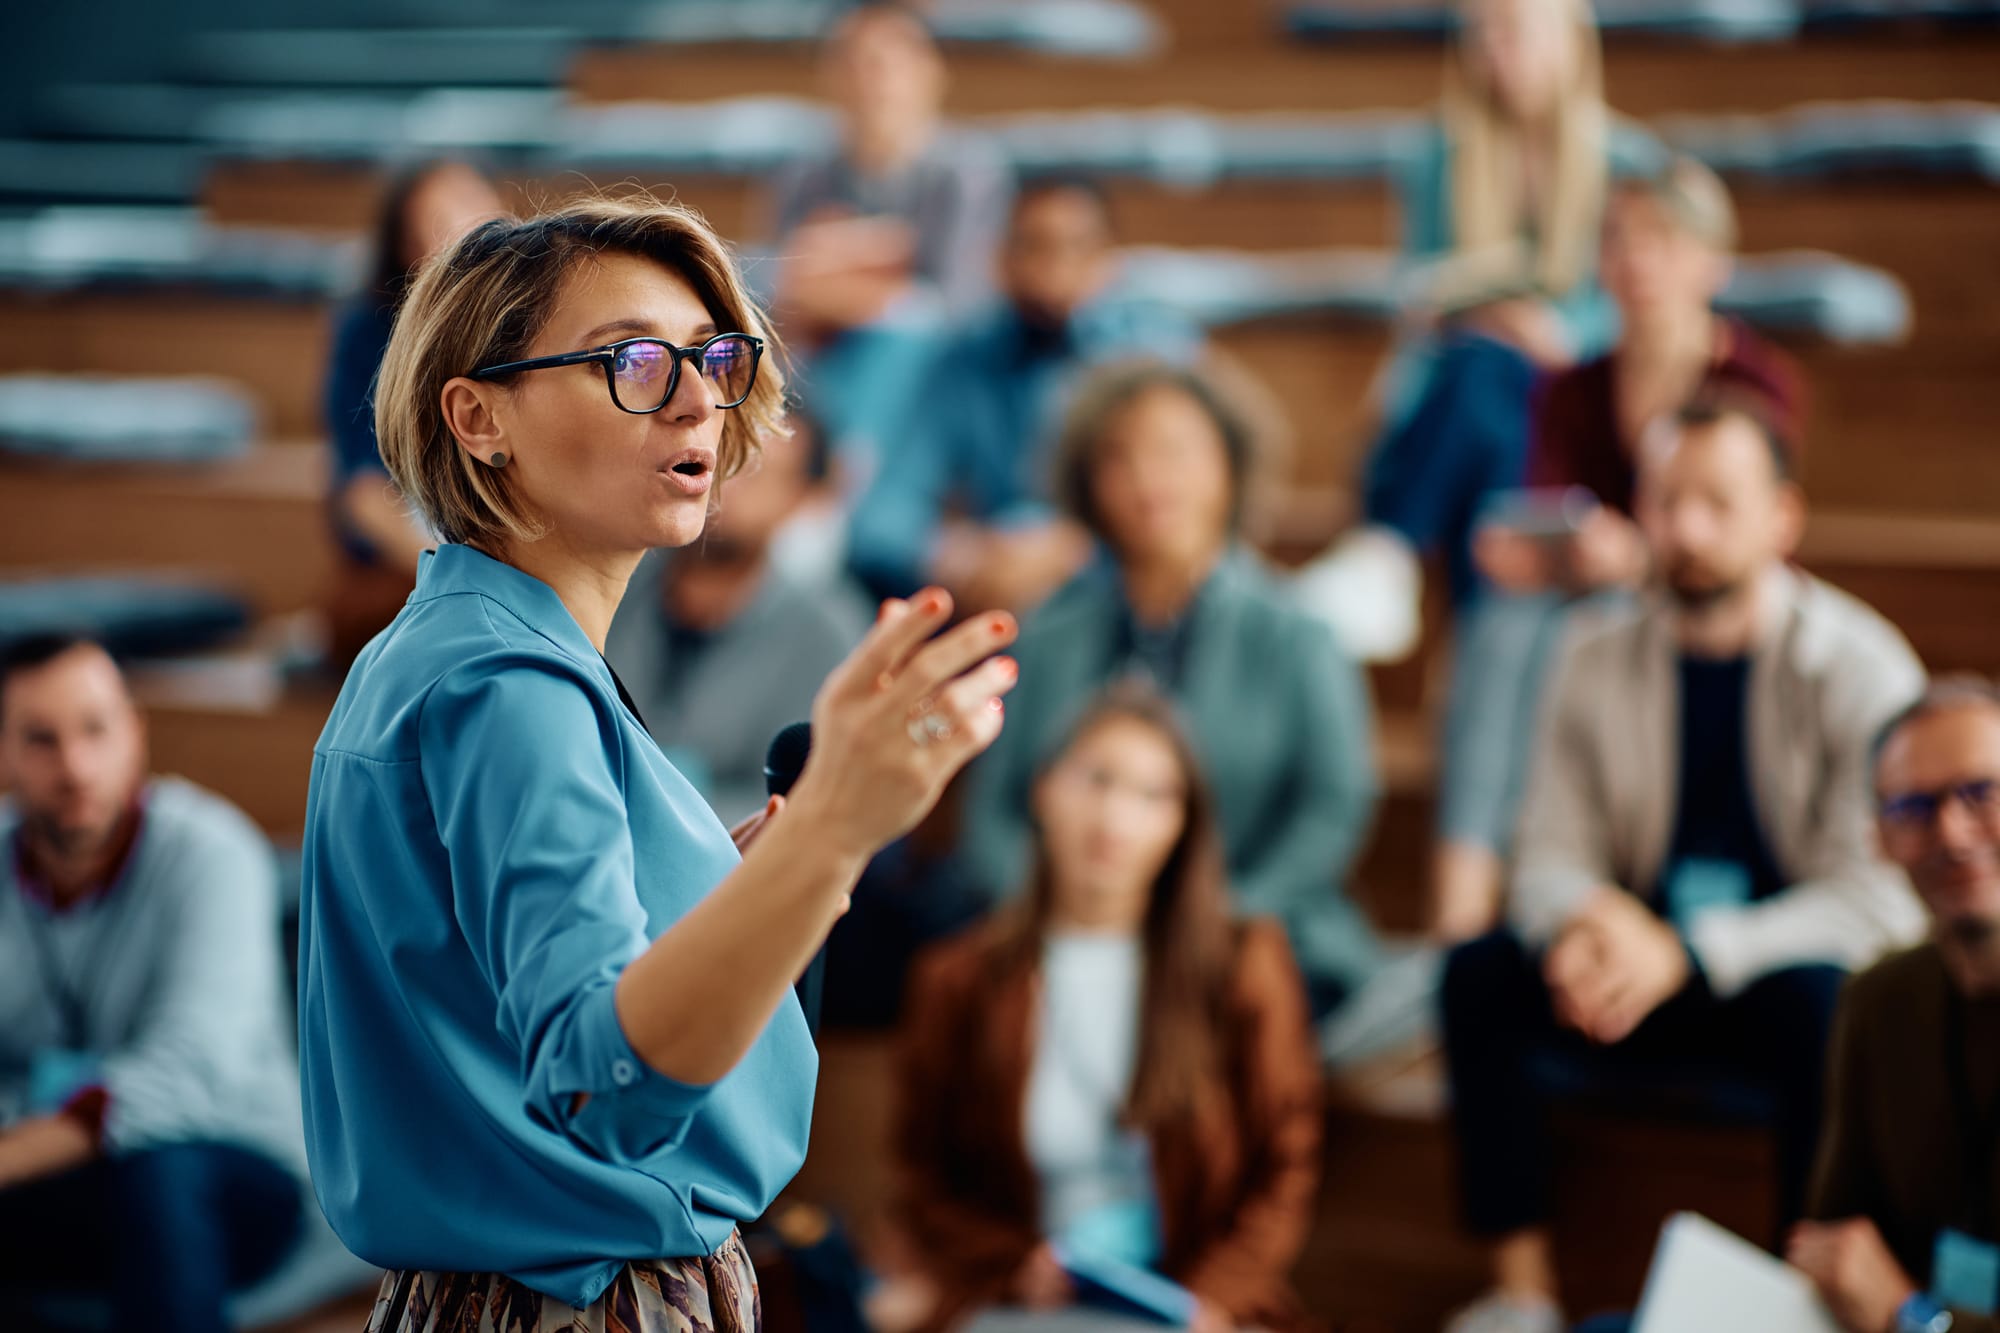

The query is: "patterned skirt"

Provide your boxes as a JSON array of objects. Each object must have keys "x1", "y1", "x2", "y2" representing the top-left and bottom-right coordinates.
[{"x1": 363, "y1": 1230, "x2": 760, "y2": 1333}]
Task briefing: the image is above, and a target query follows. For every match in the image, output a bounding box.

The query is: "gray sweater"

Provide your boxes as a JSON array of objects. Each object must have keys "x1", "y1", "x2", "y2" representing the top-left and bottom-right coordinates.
[
  {"x1": 0, "y1": 777, "x2": 306, "y2": 1176},
  {"x1": 1511, "y1": 567, "x2": 1929, "y2": 996},
  {"x1": 606, "y1": 552, "x2": 869, "y2": 825}
]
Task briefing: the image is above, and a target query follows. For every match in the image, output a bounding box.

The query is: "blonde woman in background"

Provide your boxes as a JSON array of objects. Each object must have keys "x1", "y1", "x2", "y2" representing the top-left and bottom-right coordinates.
[{"x1": 1297, "y1": 0, "x2": 1664, "y2": 664}]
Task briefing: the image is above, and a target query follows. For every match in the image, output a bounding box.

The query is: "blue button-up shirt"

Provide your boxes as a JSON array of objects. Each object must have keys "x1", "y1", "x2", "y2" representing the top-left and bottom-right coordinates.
[{"x1": 297, "y1": 544, "x2": 817, "y2": 1307}]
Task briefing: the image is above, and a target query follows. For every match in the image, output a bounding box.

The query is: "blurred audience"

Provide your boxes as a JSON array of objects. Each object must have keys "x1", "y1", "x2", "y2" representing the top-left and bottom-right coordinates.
[
  {"x1": 1305, "y1": 0, "x2": 1663, "y2": 654},
  {"x1": 606, "y1": 413, "x2": 868, "y2": 825},
  {"x1": 322, "y1": 158, "x2": 504, "y2": 666},
  {"x1": 1440, "y1": 396, "x2": 1926, "y2": 1333},
  {"x1": 1431, "y1": 157, "x2": 1806, "y2": 939},
  {"x1": 847, "y1": 175, "x2": 1201, "y2": 611},
  {"x1": 1792, "y1": 678, "x2": 2000, "y2": 1333},
  {"x1": 892, "y1": 686, "x2": 1320, "y2": 1333},
  {"x1": 0, "y1": 635, "x2": 307, "y2": 1333},
  {"x1": 767, "y1": 1, "x2": 1013, "y2": 471},
  {"x1": 960, "y1": 360, "x2": 1380, "y2": 1018}
]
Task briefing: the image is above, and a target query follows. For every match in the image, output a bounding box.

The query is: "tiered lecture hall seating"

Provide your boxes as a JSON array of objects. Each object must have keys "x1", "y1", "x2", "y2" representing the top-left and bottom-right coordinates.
[{"x1": 1, "y1": 2, "x2": 1996, "y2": 1327}]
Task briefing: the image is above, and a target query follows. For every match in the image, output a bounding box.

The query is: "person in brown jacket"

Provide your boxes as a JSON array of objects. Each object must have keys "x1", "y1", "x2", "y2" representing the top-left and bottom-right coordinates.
[
  {"x1": 1789, "y1": 677, "x2": 2000, "y2": 1333},
  {"x1": 892, "y1": 683, "x2": 1323, "y2": 1333}
]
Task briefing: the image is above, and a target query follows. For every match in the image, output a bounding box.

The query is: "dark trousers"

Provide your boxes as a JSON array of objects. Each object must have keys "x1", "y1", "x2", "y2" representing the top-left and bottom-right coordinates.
[
  {"x1": 0, "y1": 1141, "x2": 302, "y2": 1333},
  {"x1": 1441, "y1": 929, "x2": 1845, "y2": 1240},
  {"x1": 1363, "y1": 332, "x2": 1540, "y2": 607}
]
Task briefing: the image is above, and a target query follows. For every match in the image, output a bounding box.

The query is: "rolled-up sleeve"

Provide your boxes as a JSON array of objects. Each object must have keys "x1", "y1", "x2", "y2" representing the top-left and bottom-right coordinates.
[{"x1": 420, "y1": 655, "x2": 719, "y2": 1163}]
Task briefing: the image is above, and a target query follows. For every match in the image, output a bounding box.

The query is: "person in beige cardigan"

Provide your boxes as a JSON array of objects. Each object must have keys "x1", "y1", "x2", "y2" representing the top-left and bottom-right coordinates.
[{"x1": 1439, "y1": 394, "x2": 1927, "y2": 1333}]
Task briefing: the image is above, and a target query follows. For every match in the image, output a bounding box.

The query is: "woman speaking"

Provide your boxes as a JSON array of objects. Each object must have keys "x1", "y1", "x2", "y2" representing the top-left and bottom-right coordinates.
[{"x1": 295, "y1": 196, "x2": 1018, "y2": 1332}]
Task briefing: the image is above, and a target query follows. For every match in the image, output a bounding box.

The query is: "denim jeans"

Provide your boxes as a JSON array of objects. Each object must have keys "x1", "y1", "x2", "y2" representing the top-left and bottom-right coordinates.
[
  {"x1": 0, "y1": 1141, "x2": 302, "y2": 1333},
  {"x1": 1363, "y1": 332, "x2": 1541, "y2": 607}
]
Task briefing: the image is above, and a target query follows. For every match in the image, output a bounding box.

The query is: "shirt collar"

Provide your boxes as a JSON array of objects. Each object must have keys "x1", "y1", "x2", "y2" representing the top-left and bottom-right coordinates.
[
  {"x1": 12, "y1": 787, "x2": 151, "y2": 915},
  {"x1": 413, "y1": 544, "x2": 605, "y2": 669}
]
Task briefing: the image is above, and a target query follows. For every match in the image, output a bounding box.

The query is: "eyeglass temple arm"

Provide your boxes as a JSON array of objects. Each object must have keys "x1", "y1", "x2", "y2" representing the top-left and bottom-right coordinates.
[{"x1": 471, "y1": 348, "x2": 612, "y2": 380}]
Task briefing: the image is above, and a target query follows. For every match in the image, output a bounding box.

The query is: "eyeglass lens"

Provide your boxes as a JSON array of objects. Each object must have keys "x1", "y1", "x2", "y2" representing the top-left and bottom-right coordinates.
[{"x1": 609, "y1": 337, "x2": 757, "y2": 412}]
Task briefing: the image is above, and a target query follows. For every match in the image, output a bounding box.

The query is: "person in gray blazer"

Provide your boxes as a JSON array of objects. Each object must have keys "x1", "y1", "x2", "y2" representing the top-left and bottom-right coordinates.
[
  {"x1": 1440, "y1": 393, "x2": 1927, "y2": 1333},
  {"x1": 959, "y1": 358, "x2": 1382, "y2": 1017}
]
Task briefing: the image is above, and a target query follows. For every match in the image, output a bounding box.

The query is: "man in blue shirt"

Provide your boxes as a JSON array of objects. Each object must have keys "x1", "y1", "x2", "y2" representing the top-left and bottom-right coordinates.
[
  {"x1": 846, "y1": 175, "x2": 1202, "y2": 613},
  {"x1": 0, "y1": 634, "x2": 307, "y2": 1333}
]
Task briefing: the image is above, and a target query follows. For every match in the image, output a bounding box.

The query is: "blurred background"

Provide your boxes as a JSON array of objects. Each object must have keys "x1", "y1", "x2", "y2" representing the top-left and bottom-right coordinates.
[{"x1": 0, "y1": 1, "x2": 1995, "y2": 1330}]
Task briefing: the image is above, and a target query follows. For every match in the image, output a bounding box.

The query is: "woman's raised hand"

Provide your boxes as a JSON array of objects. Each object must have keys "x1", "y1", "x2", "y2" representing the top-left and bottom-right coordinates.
[{"x1": 786, "y1": 588, "x2": 1019, "y2": 861}]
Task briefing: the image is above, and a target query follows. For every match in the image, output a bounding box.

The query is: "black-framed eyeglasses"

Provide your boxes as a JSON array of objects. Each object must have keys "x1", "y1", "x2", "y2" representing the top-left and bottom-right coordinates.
[
  {"x1": 1880, "y1": 778, "x2": 2000, "y2": 834},
  {"x1": 471, "y1": 333, "x2": 764, "y2": 415}
]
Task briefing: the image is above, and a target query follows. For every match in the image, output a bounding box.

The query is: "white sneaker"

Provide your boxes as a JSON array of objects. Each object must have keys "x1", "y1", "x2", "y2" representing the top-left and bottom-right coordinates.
[
  {"x1": 1442, "y1": 1290, "x2": 1565, "y2": 1333},
  {"x1": 1290, "y1": 525, "x2": 1424, "y2": 664}
]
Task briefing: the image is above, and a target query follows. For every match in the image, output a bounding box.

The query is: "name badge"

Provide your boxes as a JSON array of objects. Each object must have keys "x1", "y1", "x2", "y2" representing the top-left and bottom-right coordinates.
[
  {"x1": 27, "y1": 1048, "x2": 101, "y2": 1114},
  {"x1": 1934, "y1": 1229, "x2": 2000, "y2": 1316},
  {"x1": 1664, "y1": 858, "x2": 1753, "y2": 933}
]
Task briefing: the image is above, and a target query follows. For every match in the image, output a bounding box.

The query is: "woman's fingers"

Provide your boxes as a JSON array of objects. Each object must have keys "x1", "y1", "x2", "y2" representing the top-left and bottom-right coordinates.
[
  {"x1": 888, "y1": 610, "x2": 1018, "y2": 712},
  {"x1": 828, "y1": 590, "x2": 955, "y2": 701},
  {"x1": 920, "y1": 656, "x2": 1018, "y2": 761}
]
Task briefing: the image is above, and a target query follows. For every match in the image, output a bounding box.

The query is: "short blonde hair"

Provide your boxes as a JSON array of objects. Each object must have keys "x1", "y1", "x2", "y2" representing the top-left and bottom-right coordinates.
[
  {"x1": 1617, "y1": 153, "x2": 1738, "y2": 253},
  {"x1": 374, "y1": 194, "x2": 787, "y2": 549}
]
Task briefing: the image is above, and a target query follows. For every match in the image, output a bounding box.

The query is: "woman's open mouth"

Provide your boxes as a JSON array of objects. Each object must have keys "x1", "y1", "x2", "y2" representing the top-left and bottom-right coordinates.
[{"x1": 659, "y1": 450, "x2": 714, "y2": 497}]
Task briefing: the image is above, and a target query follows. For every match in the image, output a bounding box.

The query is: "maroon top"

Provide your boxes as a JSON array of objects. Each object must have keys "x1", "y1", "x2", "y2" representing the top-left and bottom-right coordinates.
[{"x1": 1527, "y1": 319, "x2": 1807, "y2": 516}]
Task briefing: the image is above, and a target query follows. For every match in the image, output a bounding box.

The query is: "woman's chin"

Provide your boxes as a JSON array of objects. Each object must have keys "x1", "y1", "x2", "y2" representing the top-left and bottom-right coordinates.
[{"x1": 642, "y1": 504, "x2": 712, "y2": 550}]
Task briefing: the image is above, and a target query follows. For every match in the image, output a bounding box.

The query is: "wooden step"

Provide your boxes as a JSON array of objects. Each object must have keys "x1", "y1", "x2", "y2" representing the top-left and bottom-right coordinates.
[
  {"x1": 140, "y1": 678, "x2": 335, "y2": 839},
  {"x1": 0, "y1": 293, "x2": 331, "y2": 438},
  {"x1": 0, "y1": 444, "x2": 335, "y2": 616},
  {"x1": 568, "y1": 32, "x2": 2000, "y2": 117}
]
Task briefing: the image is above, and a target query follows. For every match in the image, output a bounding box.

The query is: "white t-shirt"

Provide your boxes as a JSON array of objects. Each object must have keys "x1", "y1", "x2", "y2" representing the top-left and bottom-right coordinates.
[{"x1": 1023, "y1": 930, "x2": 1160, "y2": 1267}]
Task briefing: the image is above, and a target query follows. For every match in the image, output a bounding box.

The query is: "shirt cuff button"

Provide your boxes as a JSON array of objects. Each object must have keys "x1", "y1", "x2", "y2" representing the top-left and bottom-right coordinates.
[{"x1": 612, "y1": 1059, "x2": 637, "y2": 1087}]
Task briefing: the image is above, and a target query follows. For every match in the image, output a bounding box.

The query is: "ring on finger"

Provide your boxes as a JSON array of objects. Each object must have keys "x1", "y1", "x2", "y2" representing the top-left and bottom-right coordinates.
[{"x1": 906, "y1": 703, "x2": 955, "y2": 748}]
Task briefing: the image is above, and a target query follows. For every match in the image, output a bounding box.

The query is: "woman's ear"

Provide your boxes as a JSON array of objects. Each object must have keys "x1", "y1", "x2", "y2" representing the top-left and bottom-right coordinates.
[{"x1": 440, "y1": 377, "x2": 510, "y2": 469}]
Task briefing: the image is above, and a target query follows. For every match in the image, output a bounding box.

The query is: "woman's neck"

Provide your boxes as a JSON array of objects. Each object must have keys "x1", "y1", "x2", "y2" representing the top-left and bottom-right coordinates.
[
  {"x1": 1619, "y1": 310, "x2": 1719, "y2": 379},
  {"x1": 1615, "y1": 312, "x2": 1721, "y2": 446},
  {"x1": 1048, "y1": 905, "x2": 1144, "y2": 937},
  {"x1": 1122, "y1": 544, "x2": 1224, "y2": 627},
  {"x1": 490, "y1": 534, "x2": 642, "y2": 652}
]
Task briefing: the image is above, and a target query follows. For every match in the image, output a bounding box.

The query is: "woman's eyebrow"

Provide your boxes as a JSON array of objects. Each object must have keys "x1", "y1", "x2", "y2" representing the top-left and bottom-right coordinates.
[
  {"x1": 577, "y1": 318, "x2": 722, "y2": 345},
  {"x1": 578, "y1": 317, "x2": 656, "y2": 344}
]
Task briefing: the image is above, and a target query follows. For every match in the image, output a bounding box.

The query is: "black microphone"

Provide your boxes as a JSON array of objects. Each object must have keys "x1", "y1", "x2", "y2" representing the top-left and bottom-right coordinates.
[
  {"x1": 762, "y1": 721, "x2": 813, "y2": 798},
  {"x1": 764, "y1": 723, "x2": 827, "y2": 1035}
]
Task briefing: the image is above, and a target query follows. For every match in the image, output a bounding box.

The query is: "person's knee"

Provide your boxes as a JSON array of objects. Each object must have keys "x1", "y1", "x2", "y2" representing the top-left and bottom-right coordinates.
[
  {"x1": 1441, "y1": 929, "x2": 1540, "y2": 1030},
  {"x1": 1753, "y1": 964, "x2": 1847, "y2": 1032},
  {"x1": 105, "y1": 1144, "x2": 236, "y2": 1232},
  {"x1": 1743, "y1": 964, "x2": 1848, "y2": 1082}
]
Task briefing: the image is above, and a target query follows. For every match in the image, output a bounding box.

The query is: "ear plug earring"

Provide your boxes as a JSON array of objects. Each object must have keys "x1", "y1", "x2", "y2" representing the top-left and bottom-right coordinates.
[{"x1": 488, "y1": 451, "x2": 509, "y2": 468}]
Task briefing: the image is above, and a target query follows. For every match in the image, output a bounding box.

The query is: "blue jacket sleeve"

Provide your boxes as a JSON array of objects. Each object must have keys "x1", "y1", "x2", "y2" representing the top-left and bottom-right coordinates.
[
  {"x1": 419, "y1": 656, "x2": 720, "y2": 1163},
  {"x1": 846, "y1": 349, "x2": 971, "y2": 599}
]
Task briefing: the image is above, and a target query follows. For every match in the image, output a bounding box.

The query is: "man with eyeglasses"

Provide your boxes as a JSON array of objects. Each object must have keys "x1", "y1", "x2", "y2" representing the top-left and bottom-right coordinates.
[{"x1": 1789, "y1": 677, "x2": 2000, "y2": 1333}]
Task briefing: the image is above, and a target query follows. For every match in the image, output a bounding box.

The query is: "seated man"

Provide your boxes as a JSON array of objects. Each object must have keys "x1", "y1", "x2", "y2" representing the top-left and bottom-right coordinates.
[
  {"x1": 1441, "y1": 396, "x2": 1927, "y2": 1333},
  {"x1": 606, "y1": 414, "x2": 869, "y2": 825},
  {"x1": 1791, "y1": 678, "x2": 2000, "y2": 1333},
  {"x1": 0, "y1": 634, "x2": 308, "y2": 1333},
  {"x1": 1432, "y1": 155, "x2": 1808, "y2": 939},
  {"x1": 765, "y1": 2, "x2": 1013, "y2": 469},
  {"x1": 845, "y1": 174, "x2": 1201, "y2": 612}
]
